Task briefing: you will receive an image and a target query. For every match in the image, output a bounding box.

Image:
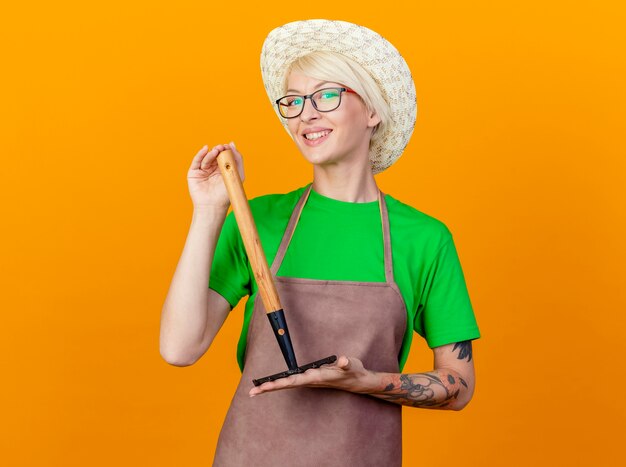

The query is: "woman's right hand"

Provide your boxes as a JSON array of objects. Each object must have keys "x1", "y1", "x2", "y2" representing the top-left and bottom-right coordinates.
[{"x1": 187, "y1": 142, "x2": 245, "y2": 210}]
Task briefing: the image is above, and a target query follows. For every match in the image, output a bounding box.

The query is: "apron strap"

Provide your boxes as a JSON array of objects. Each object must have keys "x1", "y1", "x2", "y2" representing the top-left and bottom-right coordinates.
[
  {"x1": 270, "y1": 185, "x2": 313, "y2": 276},
  {"x1": 270, "y1": 184, "x2": 395, "y2": 284},
  {"x1": 378, "y1": 190, "x2": 395, "y2": 284}
]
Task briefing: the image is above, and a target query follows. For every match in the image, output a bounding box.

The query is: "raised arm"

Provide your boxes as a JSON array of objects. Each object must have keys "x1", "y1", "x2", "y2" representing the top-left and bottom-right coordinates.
[{"x1": 159, "y1": 143, "x2": 244, "y2": 366}]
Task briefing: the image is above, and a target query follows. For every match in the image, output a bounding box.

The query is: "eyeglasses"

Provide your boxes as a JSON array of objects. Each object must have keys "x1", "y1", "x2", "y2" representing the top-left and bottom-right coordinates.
[{"x1": 275, "y1": 87, "x2": 357, "y2": 119}]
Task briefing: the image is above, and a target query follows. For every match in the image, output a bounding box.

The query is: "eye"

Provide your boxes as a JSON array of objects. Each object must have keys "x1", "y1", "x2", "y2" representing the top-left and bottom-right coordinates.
[
  {"x1": 319, "y1": 89, "x2": 340, "y2": 100},
  {"x1": 286, "y1": 96, "x2": 303, "y2": 106}
]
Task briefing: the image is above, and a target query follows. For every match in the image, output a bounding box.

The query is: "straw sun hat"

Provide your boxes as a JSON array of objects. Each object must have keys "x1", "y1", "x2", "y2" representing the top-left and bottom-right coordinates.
[{"x1": 260, "y1": 19, "x2": 417, "y2": 174}]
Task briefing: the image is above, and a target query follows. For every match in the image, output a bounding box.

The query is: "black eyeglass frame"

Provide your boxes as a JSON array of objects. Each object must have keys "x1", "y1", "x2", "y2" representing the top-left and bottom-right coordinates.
[{"x1": 275, "y1": 87, "x2": 357, "y2": 119}]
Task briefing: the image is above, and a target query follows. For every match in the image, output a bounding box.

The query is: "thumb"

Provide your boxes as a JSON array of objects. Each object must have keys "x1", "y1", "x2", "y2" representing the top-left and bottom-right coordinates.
[{"x1": 337, "y1": 355, "x2": 351, "y2": 370}]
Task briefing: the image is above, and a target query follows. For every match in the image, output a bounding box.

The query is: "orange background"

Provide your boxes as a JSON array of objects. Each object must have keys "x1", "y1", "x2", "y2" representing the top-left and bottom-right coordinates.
[{"x1": 2, "y1": 1, "x2": 625, "y2": 465}]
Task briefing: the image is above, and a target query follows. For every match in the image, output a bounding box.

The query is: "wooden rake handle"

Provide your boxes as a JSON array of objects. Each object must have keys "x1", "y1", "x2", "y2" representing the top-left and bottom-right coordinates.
[{"x1": 216, "y1": 150, "x2": 282, "y2": 314}]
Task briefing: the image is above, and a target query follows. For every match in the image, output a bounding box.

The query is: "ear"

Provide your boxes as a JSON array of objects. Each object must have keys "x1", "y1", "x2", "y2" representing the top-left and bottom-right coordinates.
[{"x1": 366, "y1": 109, "x2": 381, "y2": 128}]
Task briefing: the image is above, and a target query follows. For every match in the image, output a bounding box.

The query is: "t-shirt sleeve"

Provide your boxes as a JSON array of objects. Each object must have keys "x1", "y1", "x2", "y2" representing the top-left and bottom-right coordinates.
[
  {"x1": 415, "y1": 235, "x2": 481, "y2": 348},
  {"x1": 208, "y1": 210, "x2": 251, "y2": 309}
]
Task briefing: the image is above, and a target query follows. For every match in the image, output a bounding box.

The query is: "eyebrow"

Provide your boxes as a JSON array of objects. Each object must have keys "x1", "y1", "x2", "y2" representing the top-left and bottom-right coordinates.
[{"x1": 286, "y1": 81, "x2": 340, "y2": 94}]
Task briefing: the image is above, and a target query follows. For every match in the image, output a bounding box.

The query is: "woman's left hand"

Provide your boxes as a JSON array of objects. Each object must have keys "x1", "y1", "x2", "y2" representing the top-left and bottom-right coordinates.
[{"x1": 248, "y1": 355, "x2": 382, "y2": 397}]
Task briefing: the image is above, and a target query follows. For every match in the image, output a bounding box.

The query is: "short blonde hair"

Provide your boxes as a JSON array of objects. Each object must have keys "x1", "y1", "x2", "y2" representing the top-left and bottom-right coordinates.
[{"x1": 283, "y1": 51, "x2": 391, "y2": 143}]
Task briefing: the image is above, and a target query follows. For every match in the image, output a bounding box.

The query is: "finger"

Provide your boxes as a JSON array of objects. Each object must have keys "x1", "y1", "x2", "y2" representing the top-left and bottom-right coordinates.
[
  {"x1": 189, "y1": 145, "x2": 209, "y2": 170},
  {"x1": 199, "y1": 145, "x2": 228, "y2": 170},
  {"x1": 249, "y1": 375, "x2": 296, "y2": 396},
  {"x1": 249, "y1": 369, "x2": 324, "y2": 396}
]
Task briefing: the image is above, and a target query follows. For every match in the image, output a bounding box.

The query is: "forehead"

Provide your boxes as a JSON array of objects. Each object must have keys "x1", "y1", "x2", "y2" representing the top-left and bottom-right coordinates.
[{"x1": 285, "y1": 71, "x2": 342, "y2": 93}]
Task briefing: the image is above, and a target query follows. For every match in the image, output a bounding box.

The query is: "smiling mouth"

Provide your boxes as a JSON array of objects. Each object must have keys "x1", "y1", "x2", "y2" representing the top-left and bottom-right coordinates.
[{"x1": 304, "y1": 130, "x2": 332, "y2": 140}]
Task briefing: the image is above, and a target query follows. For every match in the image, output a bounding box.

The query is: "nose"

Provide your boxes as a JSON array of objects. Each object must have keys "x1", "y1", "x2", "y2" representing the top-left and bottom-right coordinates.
[{"x1": 299, "y1": 97, "x2": 320, "y2": 122}]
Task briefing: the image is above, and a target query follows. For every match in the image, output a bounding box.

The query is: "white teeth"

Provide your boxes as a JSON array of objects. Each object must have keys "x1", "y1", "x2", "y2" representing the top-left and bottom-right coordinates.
[{"x1": 304, "y1": 130, "x2": 331, "y2": 140}]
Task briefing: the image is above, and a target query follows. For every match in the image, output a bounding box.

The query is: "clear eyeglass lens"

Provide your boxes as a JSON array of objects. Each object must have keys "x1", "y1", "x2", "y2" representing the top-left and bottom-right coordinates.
[
  {"x1": 278, "y1": 96, "x2": 303, "y2": 118},
  {"x1": 312, "y1": 88, "x2": 341, "y2": 111}
]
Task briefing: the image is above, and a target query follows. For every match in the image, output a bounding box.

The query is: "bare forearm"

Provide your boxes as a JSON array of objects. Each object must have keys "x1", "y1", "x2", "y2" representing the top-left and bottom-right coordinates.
[
  {"x1": 369, "y1": 368, "x2": 472, "y2": 410},
  {"x1": 247, "y1": 349, "x2": 476, "y2": 408},
  {"x1": 160, "y1": 206, "x2": 228, "y2": 363}
]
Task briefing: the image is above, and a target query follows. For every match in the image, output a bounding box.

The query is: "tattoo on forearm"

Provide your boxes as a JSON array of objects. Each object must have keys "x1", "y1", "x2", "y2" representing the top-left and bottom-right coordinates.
[
  {"x1": 370, "y1": 341, "x2": 473, "y2": 409},
  {"x1": 453, "y1": 340, "x2": 473, "y2": 362},
  {"x1": 374, "y1": 370, "x2": 466, "y2": 409}
]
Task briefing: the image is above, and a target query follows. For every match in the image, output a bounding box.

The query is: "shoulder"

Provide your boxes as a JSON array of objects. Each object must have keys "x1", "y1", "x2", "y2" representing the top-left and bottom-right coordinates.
[
  {"x1": 222, "y1": 185, "x2": 307, "y2": 232},
  {"x1": 220, "y1": 186, "x2": 308, "y2": 255},
  {"x1": 246, "y1": 185, "x2": 309, "y2": 236},
  {"x1": 248, "y1": 185, "x2": 308, "y2": 215},
  {"x1": 385, "y1": 194, "x2": 453, "y2": 248}
]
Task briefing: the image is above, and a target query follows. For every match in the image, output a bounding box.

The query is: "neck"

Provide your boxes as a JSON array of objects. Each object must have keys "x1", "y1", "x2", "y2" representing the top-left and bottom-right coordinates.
[{"x1": 311, "y1": 160, "x2": 379, "y2": 203}]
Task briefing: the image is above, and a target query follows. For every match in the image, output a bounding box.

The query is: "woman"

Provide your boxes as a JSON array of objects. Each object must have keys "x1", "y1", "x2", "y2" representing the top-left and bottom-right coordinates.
[{"x1": 160, "y1": 20, "x2": 480, "y2": 466}]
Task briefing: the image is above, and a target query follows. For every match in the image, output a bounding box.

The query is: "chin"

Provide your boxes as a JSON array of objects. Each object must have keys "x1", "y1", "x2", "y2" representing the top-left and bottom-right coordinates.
[
  {"x1": 298, "y1": 145, "x2": 325, "y2": 162},
  {"x1": 301, "y1": 150, "x2": 336, "y2": 167}
]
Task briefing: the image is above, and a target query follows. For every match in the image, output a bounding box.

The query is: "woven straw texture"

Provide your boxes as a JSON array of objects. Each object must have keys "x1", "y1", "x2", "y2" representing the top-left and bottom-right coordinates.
[{"x1": 260, "y1": 19, "x2": 417, "y2": 174}]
